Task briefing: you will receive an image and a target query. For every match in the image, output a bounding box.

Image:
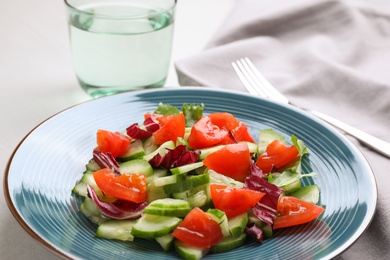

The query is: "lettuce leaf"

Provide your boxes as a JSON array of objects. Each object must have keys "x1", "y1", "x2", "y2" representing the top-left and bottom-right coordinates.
[
  {"x1": 182, "y1": 103, "x2": 204, "y2": 127},
  {"x1": 154, "y1": 102, "x2": 180, "y2": 115}
]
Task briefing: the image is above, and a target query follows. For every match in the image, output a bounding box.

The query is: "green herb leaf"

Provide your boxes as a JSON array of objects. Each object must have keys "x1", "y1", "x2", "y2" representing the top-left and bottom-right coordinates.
[
  {"x1": 154, "y1": 102, "x2": 180, "y2": 115},
  {"x1": 182, "y1": 103, "x2": 204, "y2": 127}
]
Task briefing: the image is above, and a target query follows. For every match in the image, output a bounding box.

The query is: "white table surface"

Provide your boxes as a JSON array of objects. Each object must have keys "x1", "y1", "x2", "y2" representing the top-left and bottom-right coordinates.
[{"x1": 0, "y1": 0, "x2": 235, "y2": 259}]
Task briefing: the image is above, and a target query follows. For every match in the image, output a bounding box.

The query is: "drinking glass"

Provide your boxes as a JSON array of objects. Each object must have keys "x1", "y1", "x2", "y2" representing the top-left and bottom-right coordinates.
[{"x1": 65, "y1": 0, "x2": 176, "y2": 98}]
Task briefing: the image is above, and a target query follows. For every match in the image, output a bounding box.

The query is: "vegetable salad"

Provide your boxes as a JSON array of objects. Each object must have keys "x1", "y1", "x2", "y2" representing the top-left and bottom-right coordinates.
[{"x1": 72, "y1": 103, "x2": 324, "y2": 259}]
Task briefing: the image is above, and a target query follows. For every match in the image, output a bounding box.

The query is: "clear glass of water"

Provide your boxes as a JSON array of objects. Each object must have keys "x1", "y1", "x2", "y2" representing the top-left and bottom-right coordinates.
[{"x1": 64, "y1": 0, "x2": 176, "y2": 98}]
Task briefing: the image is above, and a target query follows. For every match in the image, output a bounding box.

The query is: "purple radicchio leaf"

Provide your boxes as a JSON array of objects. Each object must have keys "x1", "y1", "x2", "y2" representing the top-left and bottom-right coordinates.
[
  {"x1": 245, "y1": 223, "x2": 264, "y2": 244},
  {"x1": 244, "y1": 161, "x2": 284, "y2": 225},
  {"x1": 144, "y1": 117, "x2": 160, "y2": 133},
  {"x1": 87, "y1": 185, "x2": 146, "y2": 220},
  {"x1": 93, "y1": 149, "x2": 120, "y2": 175},
  {"x1": 148, "y1": 145, "x2": 200, "y2": 169},
  {"x1": 126, "y1": 118, "x2": 160, "y2": 140},
  {"x1": 126, "y1": 123, "x2": 152, "y2": 140}
]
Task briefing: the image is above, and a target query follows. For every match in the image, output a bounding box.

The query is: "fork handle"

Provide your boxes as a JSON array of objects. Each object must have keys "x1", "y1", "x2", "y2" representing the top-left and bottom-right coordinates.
[{"x1": 310, "y1": 110, "x2": 390, "y2": 158}]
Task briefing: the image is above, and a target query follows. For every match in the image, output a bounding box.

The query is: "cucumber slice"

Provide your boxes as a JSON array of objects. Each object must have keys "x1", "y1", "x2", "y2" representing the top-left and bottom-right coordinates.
[
  {"x1": 199, "y1": 142, "x2": 257, "y2": 160},
  {"x1": 143, "y1": 136, "x2": 158, "y2": 155},
  {"x1": 119, "y1": 159, "x2": 153, "y2": 177},
  {"x1": 280, "y1": 177, "x2": 301, "y2": 194},
  {"x1": 247, "y1": 213, "x2": 273, "y2": 238},
  {"x1": 131, "y1": 214, "x2": 182, "y2": 239},
  {"x1": 258, "y1": 129, "x2": 286, "y2": 154},
  {"x1": 72, "y1": 181, "x2": 88, "y2": 197},
  {"x1": 261, "y1": 223, "x2": 273, "y2": 238},
  {"x1": 85, "y1": 159, "x2": 101, "y2": 172},
  {"x1": 241, "y1": 141, "x2": 258, "y2": 154},
  {"x1": 163, "y1": 174, "x2": 210, "y2": 194},
  {"x1": 147, "y1": 181, "x2": 169, "y2": 203},
  {"x1": 146, "y1": 168, "x2": 168, "y2": 184},
  {"x1": 155, "y1": 234, "x2": 175, "y2": 251},
  {"x1": 207, "y1": 209, "x2": 229, "y2": 237},
  {"x1": 198, "y1": 145, "x2": 225, "y2": 160},
  {"x1": 187, "y1": 190, "x2": 210, "y2": 209},
  {"x1": 170, "y1": 162, "x2": 204, "y2": 175},
  {"x1": 117, "y1": 139, "x2": 145, "y2": 161},
  {"x1": 172, "y1": 183, "x2": 208, "y2": 200},
  {"x1": 144, "y1": 198, "x2": 191, "y2": 217},
  {"x1": 174, "y1": 240, "x2": 209, "y2": 260},
  {"x1": 208, "y1": 170, "x2": 244, "y2": 188},
  {"x1": 96, "y1": 219, "x2": 136, "y2": 241},
  {"x1": 210, "y1": 233, "x2": 247, "y2": 254},
  {"x1": 172, "y1": 184, "x2": 211, "y2": 209},
  {"x1": 72, "y1": 172, "x2": 98, "y2": 198},
  {"x1": 143, "y1": 140, "x2": 175, "y2": 161},
  {"x1": 79, "y1": 197, "x2": 107, "y2": 225},
  {"x1": 228, "y1": 212, "x2": 249, "y2": 238},
  {"x1": 154, "y1": 174, "x2": 185, "y2": 187},
  {"x1": 290, "y1": 184, "x2": 320, "y2": 204}
]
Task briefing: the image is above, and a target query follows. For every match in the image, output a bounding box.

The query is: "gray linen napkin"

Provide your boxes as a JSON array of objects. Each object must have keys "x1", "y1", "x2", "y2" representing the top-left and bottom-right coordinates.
[{"x1": 175, "y1": 0, "x2": 390, "y2": 259}]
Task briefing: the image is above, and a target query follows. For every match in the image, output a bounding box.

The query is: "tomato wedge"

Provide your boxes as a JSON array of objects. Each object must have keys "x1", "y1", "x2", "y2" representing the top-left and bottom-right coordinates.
[
  {"x1": 93, "y1": 168, "x2": 147, "y2": 203},
  {"x1": 187, "y1": 116, "x2": 229, "y2": 149},
  {"x1": 256, "y1": 140, "x2": 299, "y2": 173},
  {"x1": 96, "y1": 130, "x2": 131, "y2": 158},
  {"x1": 273, "y1": 196, "x2": 324, "y2": 229},
  {"x1": 210, "y1": 184, "x2": 265, "y2": 218},
  {"x1": 208, "y1": 112, "x2": 240, "y2": 131},
  {"x1": 172, "y1": 207, "x2": 223, "y2": 248},
  {"x1": 152, "y1": 113, "x2": 185, "y2": 145},
  {"x1": 203, "y1": 142, "x2": 251, "y2": 182},
  {"x1": 231, "y1": 121, "x2": 255, "y2": 143}
]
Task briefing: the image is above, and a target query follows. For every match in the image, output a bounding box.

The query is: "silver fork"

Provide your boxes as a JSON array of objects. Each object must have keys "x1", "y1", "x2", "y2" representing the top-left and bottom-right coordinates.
[{"x1": 232, "y1": 57, "x2": 390, "y2": 159}]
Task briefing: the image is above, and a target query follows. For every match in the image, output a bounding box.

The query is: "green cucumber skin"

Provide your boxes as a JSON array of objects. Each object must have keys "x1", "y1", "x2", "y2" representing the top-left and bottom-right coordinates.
[
  {"x1": 85, "y1": 159, "x2": 101, "y2": 172},
  {"x1": 210, "y1": 233, "x2": 247, "y2": 254},
  {"x1": 131, "y1": 214, "x2": 182, "y2": 239},
  {"x1": 170, "y1": 162, "x2": 204, "y2": 175},
  {"x1": 163, "y1": 174, "x2": 210, "y2": 194},
  {"x1": 290, "y1": 184, "x2": 320, "y2": 204},
  {"x1": 117, "y1": 139, "x2": 145, "y2": 161},
  {"x1": 228, "y1": 212, "x2": 249, "y2": 238},
  {"x1": 119, "y1": 159, "x2": 153, "y2": 177},
  {"x1": 79, "y1": 198, "x2": 107, "y2": 225},
  {"x1": 155, "y1": 234, "x2": 175, "y2": 251},
  {"x1": 144, "y1": 198, "x2": 192, "y2": 217},
  {"x1": 96, "y1": 220, "x2": 136, "y2": 241},
  {"x1": 174, "y1": 240, "x2": 209, "y2": 260}
]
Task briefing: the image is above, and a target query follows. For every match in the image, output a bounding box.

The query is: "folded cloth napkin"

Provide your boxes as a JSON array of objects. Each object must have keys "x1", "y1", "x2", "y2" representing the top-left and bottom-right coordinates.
[{"x1": 176, "y1": 0, "x2": 390, "y2": 259}]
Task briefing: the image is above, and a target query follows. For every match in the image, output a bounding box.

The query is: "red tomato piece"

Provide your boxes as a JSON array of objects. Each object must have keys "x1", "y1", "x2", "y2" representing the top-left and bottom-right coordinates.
[
  {"x1": 208, "y1": 112, "x2": 240, "y2": 131},
  {"x1": 231, "y1": 121, "x2": 255, "y2": 143},
  {"x1": 144, "y1": 112, "x2": 162, "y2": 121},
  {"x1": 93, "y1": 168, "x2": 147, "y2": 203},
  {"x1": 187, "y1": 116, "x2": 229, "y2": 149},
  {"x1": 96, "y1": 130, "x2": 131, "y2": 158},
  {"x1": 256, "y1": 141, "x2": 299, "y2": 173},
  {"x1": 144, "y1": 113, "x2": 176, "y2": 127},
  {"x1": 210, "y1": 184, "x2": 265, "y2": 218},
  {"x1": 152, "y1": 113, "x2": 185, "y2": 145},
  {"x1": 266, "y1": 140, "x2": 288, "y2": 156},
  {"x1": 172, "y1": 207, "x2": 223, "y2": 248},
  {"x1": 273, "y1": 196, "x2": 325, "y2": 229},
  {"x1": 203, "y1": 143, "x2": 251, "y2": 182}
]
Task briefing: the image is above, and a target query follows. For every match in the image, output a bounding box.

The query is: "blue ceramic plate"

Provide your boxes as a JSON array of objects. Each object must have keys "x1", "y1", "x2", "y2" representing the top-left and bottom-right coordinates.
[{"x1": 5, "y1": 87, "x2": 377, "y2": 259}]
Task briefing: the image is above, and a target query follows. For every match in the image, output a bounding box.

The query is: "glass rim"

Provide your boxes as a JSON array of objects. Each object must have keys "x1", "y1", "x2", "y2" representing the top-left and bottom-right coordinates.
[{"x1": 64, "y1": 0, "x2": 177, "y2": 20}]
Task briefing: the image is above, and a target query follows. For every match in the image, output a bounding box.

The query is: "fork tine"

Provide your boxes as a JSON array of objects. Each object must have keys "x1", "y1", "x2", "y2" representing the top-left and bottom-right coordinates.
[
  {"x1": 231, "y1": 61, "x2": 259, "y2": 96},
  {"x1": 243, "y1": 58, "x2": 289, "y2": 104},
  {"x1": 232, "y1": 59, "x2": 268, "y2": 98}
]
